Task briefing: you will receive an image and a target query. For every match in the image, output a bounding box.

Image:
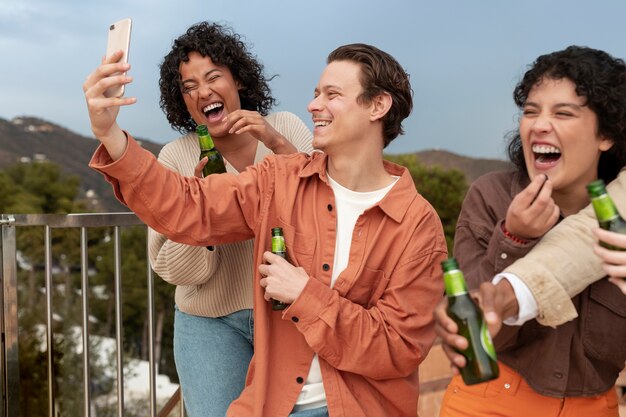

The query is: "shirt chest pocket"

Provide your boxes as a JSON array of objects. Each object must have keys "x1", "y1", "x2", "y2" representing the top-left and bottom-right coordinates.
[
  {"x1": 582, "y1": 279, "x2": 626, "y2": 366},
  {"x1": 344, "y1": 266, "x2": 390, "y2": 308},
  {"x1": 275, "y1": 220, "x2": 316, "y2": 273}
]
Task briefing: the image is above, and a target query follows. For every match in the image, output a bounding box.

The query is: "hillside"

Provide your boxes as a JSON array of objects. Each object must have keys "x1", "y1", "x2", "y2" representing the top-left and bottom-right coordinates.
[
  {"x1": 0, "y1": 116, "x2": 164, "y2": 212},
  {"x1": 0, "y1": 116, "x2": 511, "y2": 212},
  {"x1": 406, "y1": 149, "x2": 512, "y2": 183}
]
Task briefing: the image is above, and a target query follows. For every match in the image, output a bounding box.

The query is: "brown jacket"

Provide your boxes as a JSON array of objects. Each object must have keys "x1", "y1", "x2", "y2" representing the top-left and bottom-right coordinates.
[{"x1": 455, "y1": 170, "x2": 626, "y2": 397}]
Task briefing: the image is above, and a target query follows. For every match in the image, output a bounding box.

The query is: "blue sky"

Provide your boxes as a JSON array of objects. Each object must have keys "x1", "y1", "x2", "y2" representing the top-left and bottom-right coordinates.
[{"x1": 2, "y1": 0, "x2": 626, "y2": 159}]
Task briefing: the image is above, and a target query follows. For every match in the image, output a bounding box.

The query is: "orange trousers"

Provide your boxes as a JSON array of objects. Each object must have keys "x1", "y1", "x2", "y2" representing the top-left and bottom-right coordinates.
[{"x1": 439, "y1": 362, "x2": 619, "y2": 417}]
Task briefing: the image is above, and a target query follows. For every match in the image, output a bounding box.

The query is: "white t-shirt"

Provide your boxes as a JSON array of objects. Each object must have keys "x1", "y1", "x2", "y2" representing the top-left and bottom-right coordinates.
[{"x1": 293, "y1": 173, "x2": 399, "y2": 411}]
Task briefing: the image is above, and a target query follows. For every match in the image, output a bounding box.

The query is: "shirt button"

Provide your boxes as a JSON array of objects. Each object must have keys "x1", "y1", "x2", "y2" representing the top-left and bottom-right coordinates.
[
  {"x1": 327, "y1": 204, "x2": 333, "y2": 211},
  {"x1": 504, "y1": 383, "x2": 511, "y2": 389},
  {"x1": 296, "y1": 376, "x2": 304, "y2": 384},
  {"x1": 500, "y1": 253, "x2": 508, "y2": 260},
  {"x1": 554, "y1": 372, "x2": 563, "y2": 379},
  {"x1": 291, "y1": 316, "x2": 299, "y2": 323},
  {"x1": 322, "y1": 263, "x2": 330, "y2": 271}
]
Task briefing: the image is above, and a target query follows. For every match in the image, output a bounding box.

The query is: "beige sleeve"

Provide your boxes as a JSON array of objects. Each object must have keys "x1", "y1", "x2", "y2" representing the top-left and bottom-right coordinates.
[{"x1": 504, "y1": 169, "x2": 626, "y2": 326}]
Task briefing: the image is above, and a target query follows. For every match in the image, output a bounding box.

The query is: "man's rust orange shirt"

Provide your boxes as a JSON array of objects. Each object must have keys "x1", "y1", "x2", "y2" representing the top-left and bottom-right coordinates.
[{"x1": 90, "y1": 135, "x2": 447, "y2": 417}]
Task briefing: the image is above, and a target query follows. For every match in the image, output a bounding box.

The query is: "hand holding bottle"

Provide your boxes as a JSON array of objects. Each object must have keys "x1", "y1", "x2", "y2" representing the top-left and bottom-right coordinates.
[
  {"x1": 504, "y1": 174, "x2": 559, "y2": 240},
  {"x1": 592, "y1": 228, "x2": 626, "y2": 294},
  {"x1": 258, "y1": 251, "x2": 309, "y2": 306},
  {"x1": 434, "y1": 279, "x2": 518, "y2": 373},
  {"x1": 83, "y1": 50, "x2": 136, "y2": 160}
]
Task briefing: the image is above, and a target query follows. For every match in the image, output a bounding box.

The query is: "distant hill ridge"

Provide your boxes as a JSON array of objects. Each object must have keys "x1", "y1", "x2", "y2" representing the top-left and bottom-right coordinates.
[{"x1": 0, "y1": 116, "x2": 511, "y2": 212}]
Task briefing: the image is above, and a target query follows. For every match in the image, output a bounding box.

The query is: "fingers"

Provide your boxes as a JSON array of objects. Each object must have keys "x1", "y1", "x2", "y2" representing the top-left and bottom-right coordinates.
[
  {"x1": 477, "y1": 282, "x2": 504, "y2": 337},
  {"x1": 433, "y1": 298, "x2": 469, "y2": 369},
  {"x1": 257, "y1": 251, "x2": 286, "y2": 280},
  {"x1": 433, "y1": 298, "x2": 457, "y2": 334},
  {"x1": 194, "y1": 158, "x2": 208, "y2": 178},
  {"x1": 593, "y1": 242, "x2": 626, "y2": 279},
  {"x1": 594, "y1": 227, "x2": 626, "y2": 249},
  {"x1": 506, "y1": 175, "x2": 558, "y2": 238},
  {"x1": 84, "y1": 62, "x2": 132, "y2": 93},
  {"x1": 516, "y1": 174, "x2": 549, "y2": 208},
  {"x1": 258, "y1": 253, "x2": 288, "y2": 302},
  {"x1": 258, "y1": 277, "x2": 272, "y2": 301},
  {"x1": 105, "y1": 49, "x2": 126, "y2": 63},
  {"x1": 223, "y1": 110, "x2": 265, "y2": 135},
  {"x1": 440, "y1": 340, "x2": 467, "y2": 369}
]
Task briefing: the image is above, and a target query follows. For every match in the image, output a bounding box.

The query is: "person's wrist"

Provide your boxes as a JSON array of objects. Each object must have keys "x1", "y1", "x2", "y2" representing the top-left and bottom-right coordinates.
[{"x1": 501, "y1": 222, "x2": 529, "y2": 244}]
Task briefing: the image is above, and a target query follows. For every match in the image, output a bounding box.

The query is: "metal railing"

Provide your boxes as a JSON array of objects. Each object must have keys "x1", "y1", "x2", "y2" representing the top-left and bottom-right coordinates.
[{"x1": 0, "y1": 213, "x2": 185, "y2": 417}]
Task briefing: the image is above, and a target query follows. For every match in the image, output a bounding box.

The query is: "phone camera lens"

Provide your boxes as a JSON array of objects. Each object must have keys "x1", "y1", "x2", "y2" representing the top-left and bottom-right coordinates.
[{"x1": 110, "y1": 24, "x2": 115, "y2": 30}]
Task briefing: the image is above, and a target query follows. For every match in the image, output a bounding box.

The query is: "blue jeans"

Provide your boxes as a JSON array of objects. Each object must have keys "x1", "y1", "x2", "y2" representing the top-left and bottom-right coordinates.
[
  {"x1": 289, "y1": 406, "x2": 329, "y2": 417},
  {"x1": 174, "y1": 307, "x2": 254, "y2": 417}
]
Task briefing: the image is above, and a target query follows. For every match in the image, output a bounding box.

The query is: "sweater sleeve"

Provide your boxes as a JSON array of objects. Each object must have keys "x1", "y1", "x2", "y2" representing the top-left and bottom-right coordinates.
[
  {"x1": 504, "y1": 169, "x2": 626, "y2": 326},
  {"x1": 272, "y1": 111, "x2": 314, "y2": 154}
]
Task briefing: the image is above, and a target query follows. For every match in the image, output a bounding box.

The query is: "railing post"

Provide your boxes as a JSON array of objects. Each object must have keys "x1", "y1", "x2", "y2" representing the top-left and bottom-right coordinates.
[
  {"x1": 80, "y1": 227, "x2": 92, "y2": 417},
  {"x1": 147, "y1": 246, "x2": 157, "y2": 417},
  {"x1": 114, "y1": 226, "x2": 125, "y2": 417},
  {"x1": 44, "y1": 226, "x2": 55, "y2": 417},
  {"x1": 0, "y1": 215, "x2": 19, "y2": 417}
]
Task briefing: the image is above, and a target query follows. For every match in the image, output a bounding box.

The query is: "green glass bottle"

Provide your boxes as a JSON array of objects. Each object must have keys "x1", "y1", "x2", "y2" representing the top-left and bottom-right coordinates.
[
  {"x1": 270, "y1": 227, "x2": 289, "y2": 311},
  {"x1": 196, "y1": 124, "x2": 226, "y2": 177},
  {"x1": 442, "y1": 258, "x2": 499, "y2": 385},
  {"x1": 587, "y1": 179, "x2": 626, "y2": 251}
]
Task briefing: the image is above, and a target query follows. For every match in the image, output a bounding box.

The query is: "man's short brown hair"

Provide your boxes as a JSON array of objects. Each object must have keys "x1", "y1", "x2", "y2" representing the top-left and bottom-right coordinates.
[{"x1": 328, "y1": 44, "x2": 413, "y2": 148}]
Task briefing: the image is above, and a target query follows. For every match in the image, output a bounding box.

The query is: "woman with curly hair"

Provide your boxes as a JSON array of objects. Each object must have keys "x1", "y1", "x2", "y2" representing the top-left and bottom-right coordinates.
[
  {"x1": 438, "y1": 46, "x2": 626, "y2": 417},
  {"x1": 148, "y1": 22, "x2": 313, "y2": 416}
]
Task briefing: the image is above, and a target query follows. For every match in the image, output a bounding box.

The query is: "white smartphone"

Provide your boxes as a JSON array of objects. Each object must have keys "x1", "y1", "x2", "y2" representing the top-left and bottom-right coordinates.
[{"x1": 104, "y1": 18, "x2": 132, "y2": 98}]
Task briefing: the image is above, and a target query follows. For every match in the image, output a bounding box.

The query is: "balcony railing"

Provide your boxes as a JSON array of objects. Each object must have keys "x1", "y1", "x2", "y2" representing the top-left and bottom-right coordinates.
[{"x1": 0, "y1": 213, "x2": 185, "y2": 417}]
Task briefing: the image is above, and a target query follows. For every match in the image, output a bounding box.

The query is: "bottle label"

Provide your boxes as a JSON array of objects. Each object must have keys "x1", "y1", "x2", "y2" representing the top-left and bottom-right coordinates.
[
  {"x1": 444, "y1": 269, "x2": 468, "y2": 296},
  {"x1": 480, "y1": 321, "x2": 497, "y2": 361},
  {"x1": 272, "y1": 236, "x2": 286, "y2": 254},
  {"x1": 591, "y1": 195, "x2": 619, "y2": 222}
]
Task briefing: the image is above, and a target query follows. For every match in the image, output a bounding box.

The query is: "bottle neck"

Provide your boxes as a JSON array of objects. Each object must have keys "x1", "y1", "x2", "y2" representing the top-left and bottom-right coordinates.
[
  {"x1": 590, "y1": 193, "x2": 620, "y2": 222},
  {"x1": 198, "y1": 133, "x2": 216, "y2": 151},
  {"x1": 443, "y1": 269, "x2": 468, "y2": 296}
]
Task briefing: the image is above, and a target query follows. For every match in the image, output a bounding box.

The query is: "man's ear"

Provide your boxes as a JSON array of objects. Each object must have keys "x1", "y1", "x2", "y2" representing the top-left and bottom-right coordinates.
[{"x1": 370, "y1": 92, "x2": 392, "y2": 122}]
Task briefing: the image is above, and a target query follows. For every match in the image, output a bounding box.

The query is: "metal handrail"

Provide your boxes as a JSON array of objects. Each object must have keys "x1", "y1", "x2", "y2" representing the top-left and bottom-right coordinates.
[{"x1": 0, "y1": 213, "x2": 183, "y2": 417}]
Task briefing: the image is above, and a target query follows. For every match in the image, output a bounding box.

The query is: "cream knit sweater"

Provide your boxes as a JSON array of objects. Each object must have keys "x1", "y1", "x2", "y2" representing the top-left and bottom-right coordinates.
[{"x1": 148, "y1": 111, "x2": 313, "y2": 317}]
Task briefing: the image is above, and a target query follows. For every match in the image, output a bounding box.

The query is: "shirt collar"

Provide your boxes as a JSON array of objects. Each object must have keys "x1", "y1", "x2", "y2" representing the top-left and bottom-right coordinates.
[
  {"x1": 378, "y1": 160, "x2": 416, "y2": 223},
  {"x1": 298, "y1": 152, "x2": 416, "y2": 223}
]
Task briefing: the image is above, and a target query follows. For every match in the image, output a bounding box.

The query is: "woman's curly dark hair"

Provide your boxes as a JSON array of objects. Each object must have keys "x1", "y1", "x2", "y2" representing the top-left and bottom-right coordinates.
[
  {"x1": 507, "y1": 45, "x2": 626, "y2": 182},
  {"x1": 159, "y1": 22, "x2": 276, "y2": 133}
]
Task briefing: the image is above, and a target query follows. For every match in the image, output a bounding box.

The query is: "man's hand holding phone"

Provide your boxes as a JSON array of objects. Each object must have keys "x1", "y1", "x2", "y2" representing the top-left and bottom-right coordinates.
[{"x1": 82, "y1": 18, "x2": 135, "y2": 160}]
